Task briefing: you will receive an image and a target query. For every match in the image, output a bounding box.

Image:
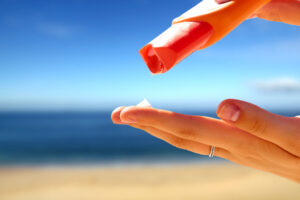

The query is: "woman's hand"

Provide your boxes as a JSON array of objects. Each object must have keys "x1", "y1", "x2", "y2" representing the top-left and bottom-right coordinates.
[
  {"x1": 216, "y1": 0, "x2": 300, "y2": 25},
  {"x1": 111, "y1": 99, "x2": 300, "y2": 183},
  {"x1": 111, "y1": 0, "x2": 300, "y2": 183}
]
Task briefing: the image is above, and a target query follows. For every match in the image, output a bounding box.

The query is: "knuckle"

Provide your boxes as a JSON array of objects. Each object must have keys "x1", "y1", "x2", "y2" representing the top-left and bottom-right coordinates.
[
  {"x1": 176, "y1": 129, "x2": 197, "y2": 140},
  {"x1": 169, "y1": 138, "x2": 187, "y2": 150},
  {"x1": 175, "y1": 114, "x2": 201, "y2": 141},
  {"x1": 248, "y1": 118, "x2": 267, "y2": 135}
]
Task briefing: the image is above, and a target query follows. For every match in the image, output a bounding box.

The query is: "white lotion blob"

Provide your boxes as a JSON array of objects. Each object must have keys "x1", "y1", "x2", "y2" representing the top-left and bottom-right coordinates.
[{"x1": 136, "y1": 99, "x2": 152, "y2": 108}]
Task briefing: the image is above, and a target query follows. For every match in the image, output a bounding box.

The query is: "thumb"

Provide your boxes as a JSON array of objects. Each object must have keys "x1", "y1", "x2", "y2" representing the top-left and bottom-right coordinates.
[
  {"x1": 254, "y1": 0, "x2": 300, "y2": 26},
  {"x1": 216, "y1": 99, "x2": 300, "y2": 156}
]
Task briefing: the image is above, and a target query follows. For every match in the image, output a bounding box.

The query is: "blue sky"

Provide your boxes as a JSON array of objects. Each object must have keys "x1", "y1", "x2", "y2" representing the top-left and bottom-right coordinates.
[{"x1": 0, "y1": 0, "x2": 300, "y2": 111}]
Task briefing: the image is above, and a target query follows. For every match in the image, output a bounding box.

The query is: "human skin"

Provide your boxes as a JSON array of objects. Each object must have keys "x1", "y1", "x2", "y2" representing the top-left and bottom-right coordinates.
[
  {"x1": 217, "y1": 0, "x2": 300, "y2": 25},
  {"x1": 112, "y1": 0, "x2": 300, "y2": 183}
]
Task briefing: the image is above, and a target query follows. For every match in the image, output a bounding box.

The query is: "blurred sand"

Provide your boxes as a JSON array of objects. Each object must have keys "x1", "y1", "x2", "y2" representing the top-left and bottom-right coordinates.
[{"x1": 0, "y1": 163, "x2": 299, "y2": 200}]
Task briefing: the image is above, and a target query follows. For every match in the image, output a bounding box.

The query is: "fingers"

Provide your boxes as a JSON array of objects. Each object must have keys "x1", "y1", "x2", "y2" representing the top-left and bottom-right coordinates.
[
  {"x1": 118, "y1": 106, "x2": 299, "y2": 166},
  {"x1": 216, "y1": 0, "x2": 300, "y2": 26},
  {"x1": 112, "y1": 105, "x2": 233, "y2": 159},
  {"x1": 134, "y1": 120, "x2": 300, "y2": 181},
  {"x1": 111, "y1": 99, "x2": 152, "y2": 124},
  {"x1": 112, "y1": 105, "x2": 300, "y2": 178},
  {"x1": 215, "y1": 0, "x2": 231, "y2": 4},
  {"x1": 112, "y1": 106, "x2": 230, "y2": 158},
  {"x1": 112, "y1": 106, "x2": 217, "y2": 156},
  {"x1": 119, "y1": 106, "x2": 258, "y2": 154},
  {"x1": 111, "y1": 106, "x2": 127, "y2": 124},
  {"x1": 254, "y1": 0, "x2": 300, "y2": 26},
  {"x1": 217, "y1": 99, "x2": 300, "y2": 157},
  {"x1": 131, "y1": 124, "x2": 231, "y2": 159}
]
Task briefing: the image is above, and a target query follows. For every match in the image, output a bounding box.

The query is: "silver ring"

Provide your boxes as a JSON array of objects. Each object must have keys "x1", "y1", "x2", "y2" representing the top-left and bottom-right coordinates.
[{"x1": 209, "y1": 146, "x2": 215, "y2": 158}]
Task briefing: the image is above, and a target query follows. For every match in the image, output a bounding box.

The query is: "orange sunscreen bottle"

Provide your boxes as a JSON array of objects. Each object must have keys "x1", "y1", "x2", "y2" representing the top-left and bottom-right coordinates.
[{"x1": 139, "y1": 0, "x2": 271, "y2": 74}]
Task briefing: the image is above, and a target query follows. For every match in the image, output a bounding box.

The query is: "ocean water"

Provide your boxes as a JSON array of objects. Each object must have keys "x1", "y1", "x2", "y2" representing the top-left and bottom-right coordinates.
[{"x1": 0, "y1": 110, "x2": 298, "y2": 166}]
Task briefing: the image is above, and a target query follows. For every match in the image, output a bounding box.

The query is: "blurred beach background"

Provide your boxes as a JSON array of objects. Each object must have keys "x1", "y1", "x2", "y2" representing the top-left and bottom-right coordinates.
[{"x1": 0, "y1": 0, "x2": 300, "y2": 199}]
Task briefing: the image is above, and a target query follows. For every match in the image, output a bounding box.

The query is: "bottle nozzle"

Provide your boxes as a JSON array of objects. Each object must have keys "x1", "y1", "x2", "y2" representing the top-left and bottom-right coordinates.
[{"x1": 139, "y1": 21, "x2": 213, "y2": 74}]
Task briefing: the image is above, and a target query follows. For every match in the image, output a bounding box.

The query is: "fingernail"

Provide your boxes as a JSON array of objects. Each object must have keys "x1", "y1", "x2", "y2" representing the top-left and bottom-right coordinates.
[
  {"x1": 119, "y1": 106, "x2": 137, "y2": 124},
  {"x1": 215, "y1": 0, "x2": 232, "y2": 4},
  {"x1": 112, "y1": 106, "x2": 124, "y2": 114},
  {"x1": 218, "y1": 104, "x2": 240, "y2": 122}
]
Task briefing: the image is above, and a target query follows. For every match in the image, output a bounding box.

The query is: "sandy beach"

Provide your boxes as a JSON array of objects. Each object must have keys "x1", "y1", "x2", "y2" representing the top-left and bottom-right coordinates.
[{"x1": 0, "y1": 163, "x2": 299, "y2": 200}]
